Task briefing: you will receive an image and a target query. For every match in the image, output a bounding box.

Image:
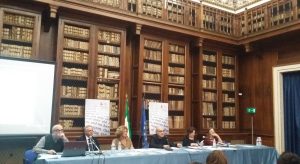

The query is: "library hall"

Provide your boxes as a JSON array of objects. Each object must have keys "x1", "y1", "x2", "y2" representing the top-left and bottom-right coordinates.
[{"x1": 0, "y1": 0, "x2": 300, "y2": 164}]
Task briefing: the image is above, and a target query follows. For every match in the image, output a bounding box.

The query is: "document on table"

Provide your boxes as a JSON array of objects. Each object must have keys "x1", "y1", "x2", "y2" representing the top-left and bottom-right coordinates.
[{"x1": 38, "y1": 154, "x2": 61, "y2": 159}]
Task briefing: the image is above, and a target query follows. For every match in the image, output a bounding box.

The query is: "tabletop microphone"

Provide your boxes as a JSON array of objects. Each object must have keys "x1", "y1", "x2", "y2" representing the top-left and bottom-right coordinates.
[{"x1": 89, "y1": 137, "x2": 102, "y2": 154}]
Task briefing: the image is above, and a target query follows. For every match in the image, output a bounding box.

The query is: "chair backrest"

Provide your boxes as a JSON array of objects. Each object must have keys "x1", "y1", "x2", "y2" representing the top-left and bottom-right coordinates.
[{"x1": 23, "y1": 149, "x2": 37, "y2": 164}]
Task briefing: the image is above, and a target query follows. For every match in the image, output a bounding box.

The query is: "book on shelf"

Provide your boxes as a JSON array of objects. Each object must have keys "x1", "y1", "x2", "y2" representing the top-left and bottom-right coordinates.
[
  {"x1": 203, "y1": 118, "x2": 216, "y2": 129},
  {"x1": 169, "y1": 53, "x2": 185, "y2": 64},
  {"x1": 223, "y1": 107, "x2": 235, "y2": 116},
  {"x1": 202, "y1": 92, "x2": 217, "y2": 101},
  {"x1": 60, "y1": 105, "x2": 84, "y2": 117},
  {"x1": 110, "y1": 102, "x2": 118, "y2": 118},
  {"x1": 61, "y1": 86, "x2": 87, "y2": 98},
  {"x1": 63, "y1": 50, "x2": 89, "y2": 64},
  {"x1": 202, "y1": 78, "x2": 216, "y2": 89},
  {"x1": 143, "y1": 85, "x2": 161, "y2": 93},
  {"x1": 98, "y1": 67, "x2": 120, "y2": 79},
  {"x1": 97, "y1": 55, "x2": 120, "y2": 67},
  {"x1": 64, "y1": 38, "x2": 89, "y2": 50},
  {"x1": 203, "y1": 66, "x2": 216, "y2": 76},
  {"x1": 144, "y1": 49, "x2": 162, "y2": 61},
  {"x1": 144, "y1": 39, "x2": 162, "y2": 49},
  {"x1": 222, "y1": 93, "x2": 235, "y2": 103},
  {"x1": 0, "y1": 43, "x2": 32, "y2": 58},
  {"x1": 144, "y1": 63, "x2": 161, "y2": 72},
  {"x1": 222, "y1": 55, "x2": 234, "y2": 65},
  {"x1": 97, "y1": 83, "x2": 118, "y2": 99},
  {"x1": 169, "y1": 116, "x2": 184, "y2": 129},
  {"x1": 62, "y1": 67, "x2": 88, "y2": 77},
  {"x1": 168, "y1": 66, "x2": 184, "y2": 75},
  {"x1": 4, "y1": 12, "x2": 34, "y2": 27},
  {"x1": 222, "y1": 121, "x2": 236, "y2": 129},
  {"x1": 168, "y1": 100, "x2": 184, "y2": 111},
  {"x1": 168, "y1": 87, "x2": 184, "y2": 95},
  {"x1": 222, "y1": 82, "x2": 235, "y2": 91},
  {"x1": 64, "y1": 24, "x2": 89, "y2": 38},
  {"x1": 202, "y1": 102, "x2": 215, "y2": 115},
  {"x1": 203, "y1": 53, "x2": 217, "y2": 62},
  {"x1": 98, "y1": 44, "x2": 120, "y2": 54},
  {"x1": 222, "y1": 68, "x2": 234, "y2": 78},
  {"x1": 168, "y1": 75, "x2": 184, "y2": 84},
  {"x1": 98, "y1": 30, "x2": 121, "y2": 43},
  {"x1": 143, "y1": 72, "x2": 161, "y2": 82}
]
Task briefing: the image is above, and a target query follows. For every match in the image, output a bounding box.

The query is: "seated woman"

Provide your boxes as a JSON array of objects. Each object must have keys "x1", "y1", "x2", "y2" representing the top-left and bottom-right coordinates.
[
  {"x1": 111, "y1": 125, "x2": 134, "y2": 150},
  {"x1": 203, "y1": 128, "x2": 222, "y2": 146},
  {"x1": 182, "y1": 127, "x2": 198, "y2": 147}
]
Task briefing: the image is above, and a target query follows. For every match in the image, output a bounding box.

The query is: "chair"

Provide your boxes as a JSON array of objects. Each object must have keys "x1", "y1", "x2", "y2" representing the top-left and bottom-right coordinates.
[{"x1": 23, "y1": 149, "x2": 37, "y2": 164}]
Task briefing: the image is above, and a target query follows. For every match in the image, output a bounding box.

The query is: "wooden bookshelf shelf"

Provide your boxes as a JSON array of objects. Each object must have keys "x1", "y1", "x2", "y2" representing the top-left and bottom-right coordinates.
[{"x1": 0, "y1": 8, "x2": 40, "y2": 59}]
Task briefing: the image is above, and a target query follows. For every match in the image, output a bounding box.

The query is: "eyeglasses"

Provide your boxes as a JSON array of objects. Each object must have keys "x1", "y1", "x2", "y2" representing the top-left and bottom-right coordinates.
[{"x1": 54, "y1": 129, "x2": 63, "y2": 132}]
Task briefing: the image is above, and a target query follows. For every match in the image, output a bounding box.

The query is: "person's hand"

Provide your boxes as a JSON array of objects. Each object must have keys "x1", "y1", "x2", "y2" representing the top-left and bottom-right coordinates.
[
  {"x1": 47, "y1": 149, "x2": 56, "y2": 155},
  {"x1": 60, "y1": 132, "x2": 65, "y2": 138},
  {"x1": 177, "y1": 143, "x2": 182, "y2": 148},
  {"x1": 211, "y1": 133, "x2": 219, "y2": 137},
  {"x1": 163, "y1": 145, "x2": 170, "y2": 149}
]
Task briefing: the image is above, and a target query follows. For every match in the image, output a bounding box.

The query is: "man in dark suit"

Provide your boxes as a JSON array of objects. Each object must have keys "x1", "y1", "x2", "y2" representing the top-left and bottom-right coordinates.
[{"x1": 77, "y1": 125, "x2": 100, "y2": 151}]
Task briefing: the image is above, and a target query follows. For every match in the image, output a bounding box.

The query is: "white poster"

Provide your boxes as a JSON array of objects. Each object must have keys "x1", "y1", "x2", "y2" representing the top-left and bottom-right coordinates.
[
  {"x1": 149, "y1": 102, "x2": 169, "y2": 135},
  {"x1": 85, "y1": 99, "x2": 110, "y2": 136}
]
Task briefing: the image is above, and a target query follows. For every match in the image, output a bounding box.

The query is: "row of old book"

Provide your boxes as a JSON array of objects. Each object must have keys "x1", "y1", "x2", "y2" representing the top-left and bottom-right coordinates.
[
  {"x1": 64, "y1": 24, "x2": 89, "y2": 38},
  {"x1": 0, "y1": 43, "x2": 32, "y2": 58}
]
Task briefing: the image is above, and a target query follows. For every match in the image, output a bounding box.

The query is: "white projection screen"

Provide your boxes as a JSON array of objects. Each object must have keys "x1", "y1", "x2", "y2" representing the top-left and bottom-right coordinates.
[{"x1": 0, "y1": 58, "x2": 55, "y2": 136}]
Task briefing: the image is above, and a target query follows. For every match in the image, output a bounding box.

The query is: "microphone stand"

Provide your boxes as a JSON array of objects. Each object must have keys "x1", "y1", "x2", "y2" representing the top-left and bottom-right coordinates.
[{"x1": 90, "y1": 137, "x2": 102, "y2": 154}]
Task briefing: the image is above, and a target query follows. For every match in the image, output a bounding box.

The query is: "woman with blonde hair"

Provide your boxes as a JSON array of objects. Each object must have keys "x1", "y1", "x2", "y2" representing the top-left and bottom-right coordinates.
[
  {"x1": 111, "y1": 125, "x2": 134, "y2": 150},
  {"x1": 204, "y1": 128, "x2": 222, "y2": 146}
]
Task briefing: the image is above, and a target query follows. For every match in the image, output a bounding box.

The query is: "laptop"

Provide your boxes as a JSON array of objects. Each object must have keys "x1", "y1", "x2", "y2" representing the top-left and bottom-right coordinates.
[{"x1": 61, "y1": 141, "x2": 86, "y2": 157}]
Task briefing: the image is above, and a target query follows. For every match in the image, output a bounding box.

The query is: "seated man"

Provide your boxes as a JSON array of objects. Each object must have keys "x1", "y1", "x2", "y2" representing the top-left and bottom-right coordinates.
[
  {"x1": 33, "y1": 124, "x2": 69, "y2": 154},
  {"x1": 149, "y1": 127, "x2": 181, "y2": 149},
  {"x1": 77, "y1": 125, "x2": 100, "y2": 151}
]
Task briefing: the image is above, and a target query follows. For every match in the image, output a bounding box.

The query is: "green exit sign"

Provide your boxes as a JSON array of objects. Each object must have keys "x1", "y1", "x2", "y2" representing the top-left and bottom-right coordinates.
[{"x1": 246, "y1": 107, "x2": 256, "y2": 114}]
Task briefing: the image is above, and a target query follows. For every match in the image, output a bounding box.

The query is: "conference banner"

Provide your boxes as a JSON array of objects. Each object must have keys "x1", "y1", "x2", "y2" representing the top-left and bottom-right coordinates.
[
  {"x1": 85, "y1": 99, "x2": 110, "y2": 136},
  {"x1": 149, "y1": 102, "x2": 169, "y2": 135}
]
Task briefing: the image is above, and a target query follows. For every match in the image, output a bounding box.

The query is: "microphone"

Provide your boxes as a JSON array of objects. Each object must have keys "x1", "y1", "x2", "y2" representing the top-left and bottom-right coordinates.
[
  {"x1": 164, "y1": 137, "x2": 173, "y2": 151},
  {"x1": 89, "y1": 137, "x2": 102, "y2": 154}
]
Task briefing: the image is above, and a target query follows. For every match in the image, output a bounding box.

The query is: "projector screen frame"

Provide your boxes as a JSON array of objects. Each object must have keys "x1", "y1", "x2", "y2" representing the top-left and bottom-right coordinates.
[{"x1": 0, "y1": 56, "x2": 57, "y2": 137}]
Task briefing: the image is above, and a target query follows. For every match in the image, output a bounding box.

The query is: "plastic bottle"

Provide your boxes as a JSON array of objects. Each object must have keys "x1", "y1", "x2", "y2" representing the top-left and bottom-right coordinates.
[
  {"x1": 111, "y1": 143, "x2": 116, "y2": 150},
  {"x1": 256, "y1": 137, "x2": 262, "y2": 146},
  {"x1": 118, "y1": 141, "x2": 122, "y2": 150},
  {"x1": 212, "y1": 138, "x2": 216, "y2": 148}
]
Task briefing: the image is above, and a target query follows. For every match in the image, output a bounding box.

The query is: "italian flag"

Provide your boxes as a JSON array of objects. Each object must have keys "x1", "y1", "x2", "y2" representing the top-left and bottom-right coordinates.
[{"x1": 125, "y1": 96, "x2": 132, "y2": 139}]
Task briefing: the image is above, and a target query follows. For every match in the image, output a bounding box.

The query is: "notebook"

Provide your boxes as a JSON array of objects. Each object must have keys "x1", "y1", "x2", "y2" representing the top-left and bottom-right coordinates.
[{"x1": 61, "y1": 141, "x2": 86, "y2": 157}]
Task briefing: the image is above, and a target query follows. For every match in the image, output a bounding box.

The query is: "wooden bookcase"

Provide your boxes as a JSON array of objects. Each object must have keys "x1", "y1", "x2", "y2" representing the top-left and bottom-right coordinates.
[
  {"x1": 96, "y1": 27, "x2": 123, "y2": 130},
  {"x1": 0, "y1": 7, "x2": 40, "y2": 59},
  {"x1": 133, "y1": 34, "x2": 190, "y2": 135},
  {"x1": 193, "y1": 47, "x2": 238, "y2": 133},
  {"x1": 221, "y1": 53, "x2": 237, "y2": 130},
  {"x1": 55, "y1": 18, "x2": 126, "y2": 136},
  {"x1": 167, "y1": 43, "x2": 186, "y2": 129},
  {"x1": 57, "y1": 20, "x2": 92, "y2": 131}
]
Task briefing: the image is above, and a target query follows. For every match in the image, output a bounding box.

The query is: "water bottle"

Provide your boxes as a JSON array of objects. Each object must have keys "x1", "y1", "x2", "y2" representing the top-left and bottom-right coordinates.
[
  {"x1": 118, "y1": 141, "x2": 122, "y2": 151},
  {"x1": 111, "y1": 143, "x2": 116, "y2": 150},
  {"x1": 212, "y1": 138, "x2": 216, "y2": 148},
  {"x1": 256, "y1": 137, "x2": 262, "y2": 146}
]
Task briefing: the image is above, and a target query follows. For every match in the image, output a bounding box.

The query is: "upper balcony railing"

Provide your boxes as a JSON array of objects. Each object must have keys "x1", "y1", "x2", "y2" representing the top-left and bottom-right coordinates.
[{"x1": 64, "y1": 0, "x2": 300, "y2": 39}]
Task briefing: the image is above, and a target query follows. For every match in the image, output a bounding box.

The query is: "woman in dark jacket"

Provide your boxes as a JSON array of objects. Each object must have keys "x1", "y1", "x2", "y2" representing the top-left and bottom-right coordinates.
[{"x1": 182, "y1": 127, "x2": 198, "y2": 147}]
